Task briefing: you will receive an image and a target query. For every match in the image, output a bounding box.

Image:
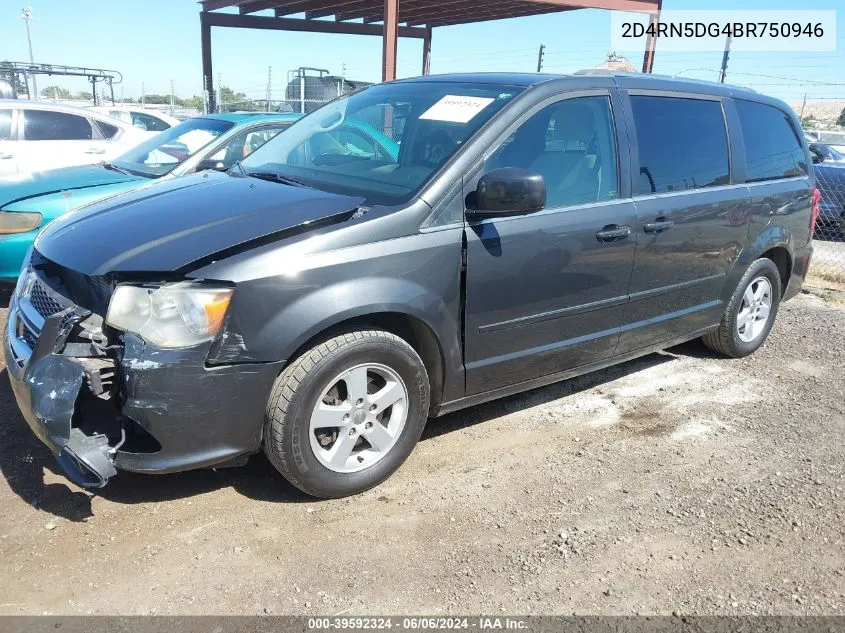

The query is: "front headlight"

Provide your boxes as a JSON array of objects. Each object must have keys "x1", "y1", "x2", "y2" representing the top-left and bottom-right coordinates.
[
  {"x1": 12, "y1": 263, "x2": 33, "y2": 305},
  {"x1": 0, "y1": 210, "x2": 42, "y2": 234},
  {"x1": 106, "y1": 282, "x2": 233, "y2": 348}
]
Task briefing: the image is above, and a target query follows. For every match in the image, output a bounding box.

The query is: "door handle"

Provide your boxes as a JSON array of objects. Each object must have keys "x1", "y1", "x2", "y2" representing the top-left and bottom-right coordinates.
[
  {"x1": 85, "y1": 148, "x2": 106, "y2": 155},
  {"x1": 643, "y1": 218, "x2": 674, "y2": 233},
  {"x1": 595, "y1": 224, "x2": 632, "y2": 242}
]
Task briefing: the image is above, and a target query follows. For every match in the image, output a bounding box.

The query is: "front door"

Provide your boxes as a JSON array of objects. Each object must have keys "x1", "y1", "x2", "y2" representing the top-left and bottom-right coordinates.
[
  {"x1": 617, "y1": 93, "x2": 751, "y2": 354},
  {"x1": 463, "y1": 93, "x2": 636, "y2": 395}
]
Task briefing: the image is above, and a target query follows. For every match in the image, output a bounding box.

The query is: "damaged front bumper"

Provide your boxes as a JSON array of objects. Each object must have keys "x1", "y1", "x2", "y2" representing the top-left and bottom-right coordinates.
[{"x1": 4, "y1": 269, "x2": 283, "y2": 488}]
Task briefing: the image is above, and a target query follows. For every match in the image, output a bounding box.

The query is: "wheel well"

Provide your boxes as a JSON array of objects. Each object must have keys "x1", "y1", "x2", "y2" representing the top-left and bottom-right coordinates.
[
  {"x1": 760, "y1": 247, "x2": 792, "y2": 295},
  {"x1": 287, "y1": 312, "x2": 446, "y2": 413}
]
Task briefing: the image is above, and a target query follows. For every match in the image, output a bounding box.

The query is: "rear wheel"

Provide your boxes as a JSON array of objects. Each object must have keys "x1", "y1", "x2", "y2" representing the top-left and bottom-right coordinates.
[
  {"x1": 701, "y1": 258, "x2": 781, "y2": 358},
  {"x1": 263, "y1": 329, "x2": 430, "y2": 498}
]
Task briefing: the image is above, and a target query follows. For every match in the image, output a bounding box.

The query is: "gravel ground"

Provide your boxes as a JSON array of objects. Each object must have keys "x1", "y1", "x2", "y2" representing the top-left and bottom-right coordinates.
[{"x1": 0, "y1": 291, "x2": 843, "y2": 616}]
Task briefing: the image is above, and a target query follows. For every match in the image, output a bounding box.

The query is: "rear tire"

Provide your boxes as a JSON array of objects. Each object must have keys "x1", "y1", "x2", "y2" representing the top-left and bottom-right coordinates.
[
  {"x1": 701, "y1": 258, "x2": 781, "y2": 358},
  {"x1": 263, "y1": 329, "x2": 430, "y2": 499}
]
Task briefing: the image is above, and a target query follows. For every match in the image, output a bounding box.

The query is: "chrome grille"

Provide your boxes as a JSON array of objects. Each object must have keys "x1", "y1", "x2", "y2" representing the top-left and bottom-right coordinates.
[
  {"x1": 7, "y1": 270, "x2": 80, "y2": 366},
  {"x1": 19, "y1": 322, "x2": 38, "y2": 350},
  {"x1": 28, "y1": 278, "x2": 66, "y2": 319}
]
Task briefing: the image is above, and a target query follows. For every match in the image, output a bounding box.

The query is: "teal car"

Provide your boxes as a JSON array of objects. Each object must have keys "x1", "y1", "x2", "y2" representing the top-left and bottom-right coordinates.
[
  {"x1": 0, "y1": 111, "x2": 399, "y2": 281},
  {"x1": 0, "y1": 112, "x2": 302, "y2": 281}
]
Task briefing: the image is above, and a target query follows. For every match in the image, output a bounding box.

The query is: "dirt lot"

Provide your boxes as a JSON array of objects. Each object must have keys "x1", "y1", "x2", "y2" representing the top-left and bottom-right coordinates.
[{"x1": 0, "y1": 291, "x2": 843, "y2": 616}]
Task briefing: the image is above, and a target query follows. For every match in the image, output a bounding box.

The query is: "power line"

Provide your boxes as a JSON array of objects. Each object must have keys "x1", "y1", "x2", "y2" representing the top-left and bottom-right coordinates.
[{"x1": 725, "y1": 71, "x2": 845, "y2": 87}]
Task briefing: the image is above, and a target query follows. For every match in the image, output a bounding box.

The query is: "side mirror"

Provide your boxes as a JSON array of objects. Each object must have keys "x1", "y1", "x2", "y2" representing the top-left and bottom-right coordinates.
[
  {"x1": 196, "y1": 159, "x2": 227, "y2": 172},
  {"x1": 467, "y1": 167, "x2": 546, "y2": 219},
  {"x1": 812, "y1": 153, "x2": 823, "y2": 164}
]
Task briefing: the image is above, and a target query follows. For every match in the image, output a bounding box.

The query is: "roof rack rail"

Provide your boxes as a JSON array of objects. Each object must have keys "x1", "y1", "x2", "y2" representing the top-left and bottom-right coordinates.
[{"x1": 0, "y1": 61, "x2": 123, "y2": 105}]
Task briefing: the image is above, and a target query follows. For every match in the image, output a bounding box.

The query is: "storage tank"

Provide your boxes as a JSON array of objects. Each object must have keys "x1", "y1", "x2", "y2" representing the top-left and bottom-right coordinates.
[
  {"x1": 283, "y1": 67, "x2": 373, "y2": 114},
  {"x1": 0, "y1": 78, "x2": 17, "y2": 100}
]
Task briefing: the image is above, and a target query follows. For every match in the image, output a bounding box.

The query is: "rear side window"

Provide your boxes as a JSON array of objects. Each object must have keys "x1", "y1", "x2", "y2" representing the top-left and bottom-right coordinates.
[
  {"x1": 735, "y1": 100, "x2": 807, "y2": 182},
  {"x1": 23, "y1": 110, "x2": 93, "y2": 141},
  {"x1": 95, "y1": 120, "x2": 121, "y2": 139},
  {"x1": 631, "y1": 96, "x2": 730, "y2": 194},
  {"x1": 0, "y1": 109, "x2": 11, "y2": 140}
]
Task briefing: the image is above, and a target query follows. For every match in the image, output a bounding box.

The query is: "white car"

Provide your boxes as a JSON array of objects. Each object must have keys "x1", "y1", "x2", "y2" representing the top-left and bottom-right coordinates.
[
  {"x1": 87, "y1": 106, "x2": 181, "y2": 132},
  {"x1": 0, "y1": 100, "x2": 152, "y2": 177}
]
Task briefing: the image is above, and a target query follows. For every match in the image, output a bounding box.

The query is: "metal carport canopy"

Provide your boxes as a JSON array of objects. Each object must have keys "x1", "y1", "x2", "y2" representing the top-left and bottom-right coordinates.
[{"x1": 199, "y1": 0, "x2": 660, "y2": 112}]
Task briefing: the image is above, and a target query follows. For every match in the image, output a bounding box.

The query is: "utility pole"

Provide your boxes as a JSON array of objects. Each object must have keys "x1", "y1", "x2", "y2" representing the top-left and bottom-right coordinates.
[
  {"x1": 341, "y1": 63, "x2": 346, "y2": 95},
  {"x1": 141, "y1": 82, "x2": 145, "y2": 105},
  {"x1": 170, "y1": 79, "x2": 175, "y2": 116},
  {"x1": 718, "y1": 35, "x2": 732, "y2": 83},
  {"x1": 265, "y1": 66, "x2": 272, "y2": 112},
  {"x1": 21, "y1": 7, "x2": 37, "y2": 100},
  {"x1": 536, "y1": 44, "x2": 545, "y2": 73},
  {"x1": 800, "y1": 93, "x2": 808, "y2": 126}
]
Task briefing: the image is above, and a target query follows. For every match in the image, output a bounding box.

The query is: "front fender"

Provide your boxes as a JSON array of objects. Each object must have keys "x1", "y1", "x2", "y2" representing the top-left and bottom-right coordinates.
[
  {"x1": 261, "y1": 276, "x2": 457, "y2": 366},
  {"x1": 206, "y1": 228, "x2": 466, "y2": 402}
]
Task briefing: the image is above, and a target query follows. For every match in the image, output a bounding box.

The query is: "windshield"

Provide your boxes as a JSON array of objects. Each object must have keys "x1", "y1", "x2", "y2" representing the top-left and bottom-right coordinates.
[
  {"x1": 240, "y1": 82, "x2": 524, "y2": 205},
  {"x1": 111, "y1": 117, "x2": 235, "y2": 177}
]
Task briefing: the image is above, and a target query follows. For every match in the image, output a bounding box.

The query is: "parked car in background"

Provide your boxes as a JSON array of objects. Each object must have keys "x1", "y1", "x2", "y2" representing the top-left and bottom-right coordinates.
[
  {"x1": 4, "y1": 73, "x2": 815, "y2": 497},
  {"x1": 811, "y1": 146, "x2": 845, "y2": 239},
  {"x1": 87, "y1": 106, "x2": 181, "y2": 132},
  {"x1": 0, "y1": 112, "x2": 302, "y2": 281},
  {"x1": 0, "y1": 100, "x2": 152, "y2": 177},
  {"x1": 809, "y1": 142, "x2": 845, "y2": 165}
]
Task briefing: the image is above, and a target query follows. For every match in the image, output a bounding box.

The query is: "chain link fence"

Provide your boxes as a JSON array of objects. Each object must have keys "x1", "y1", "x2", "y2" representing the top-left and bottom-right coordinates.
[
  {"x1": 215, "y1": 97, "x2": 334, "y2": 114},
  {"x1": 811, "y1": 159, "x2": 845, "y2": 287}
]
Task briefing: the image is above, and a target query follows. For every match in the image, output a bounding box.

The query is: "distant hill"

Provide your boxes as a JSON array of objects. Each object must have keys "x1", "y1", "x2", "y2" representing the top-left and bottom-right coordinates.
[{"x1": 790, "y1": 99, "x2": 845, "y2": 130}]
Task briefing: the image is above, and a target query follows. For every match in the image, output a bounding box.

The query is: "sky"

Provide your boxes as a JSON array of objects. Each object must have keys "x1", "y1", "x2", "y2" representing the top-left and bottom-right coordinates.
[{"x1": 0, "y1": 0, "x2": 842, "y2": 106}]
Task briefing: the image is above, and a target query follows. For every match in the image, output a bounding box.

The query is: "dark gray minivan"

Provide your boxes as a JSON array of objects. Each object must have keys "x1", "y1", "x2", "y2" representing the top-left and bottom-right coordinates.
[{"x1": 5, "y1": 72, "x2": 818, "y2": 498}]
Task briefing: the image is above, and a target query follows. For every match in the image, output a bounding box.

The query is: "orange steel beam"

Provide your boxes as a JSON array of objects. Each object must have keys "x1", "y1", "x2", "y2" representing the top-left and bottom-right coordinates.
[
  {"x1": 641, "y1": 0, "x2": 662, "y2": 72},
  {"x1": 422, "y1": 26, "x2": 432, "y2": 75},
  {"x1": 382, "y1": 0, "x2": 399, "y2": 81}
]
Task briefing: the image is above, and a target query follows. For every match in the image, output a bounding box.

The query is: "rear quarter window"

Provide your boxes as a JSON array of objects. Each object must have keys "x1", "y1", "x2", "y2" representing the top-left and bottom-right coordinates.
[
  {"x1": 95, "y1": 119, "x2": 121, "y2": 139},
  {"x1": 735, "y1": 99, "x2": 807, "y2": 182},
  {"x1": 631, "y1": 95, "x2": 730, "y2": 195}
]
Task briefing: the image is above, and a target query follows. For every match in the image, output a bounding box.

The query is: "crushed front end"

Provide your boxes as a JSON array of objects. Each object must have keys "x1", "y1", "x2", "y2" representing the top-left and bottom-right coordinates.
[{"x1": 4, "y1": 252, "x2": 282, "y2": 488}]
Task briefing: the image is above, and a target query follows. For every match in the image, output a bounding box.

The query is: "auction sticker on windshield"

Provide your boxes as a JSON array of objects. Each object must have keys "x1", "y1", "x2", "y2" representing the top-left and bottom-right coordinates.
[{"x1": 420, "y1": 95, "x2": 496, "y2": 123}]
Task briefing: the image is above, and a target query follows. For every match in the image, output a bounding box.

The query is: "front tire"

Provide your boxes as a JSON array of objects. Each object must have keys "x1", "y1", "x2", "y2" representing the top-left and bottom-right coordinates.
[
  {"x1": 263, "y1": 329, "x2": 430, "y2": 498},
  {"x1": 701, "y1": 258, "x2": 782, "y2": 358}
]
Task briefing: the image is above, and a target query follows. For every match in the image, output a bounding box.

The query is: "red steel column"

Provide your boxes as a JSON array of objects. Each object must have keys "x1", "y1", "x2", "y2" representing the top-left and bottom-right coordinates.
[
  {"x1": 422, "y1": 26, "x2": 432, "y2": 75},
  {"x1": 641, "y1": 0, "x2": 662, "y2": 73},
  {"x1": 382, "y1": 0, "x2": 398, "y2": 81}
]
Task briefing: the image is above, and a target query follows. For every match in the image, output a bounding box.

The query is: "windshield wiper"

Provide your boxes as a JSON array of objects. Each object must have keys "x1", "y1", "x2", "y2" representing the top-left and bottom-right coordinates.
[
  {"x1": 246, "y1": 171, "x2": 313, "y2": 189},
  {"x1": 100, "y1": 161, "x2": 132, "y2": 175}
]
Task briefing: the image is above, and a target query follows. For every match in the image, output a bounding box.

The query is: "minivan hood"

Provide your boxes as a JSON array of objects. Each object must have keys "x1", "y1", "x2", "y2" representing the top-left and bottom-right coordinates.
[
  {"x1": 0, "y1": 164, "x2": 141, "y2": 208},
  {"x1": 35, "y1": 171, "x2": 364, "y2": 276}
]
